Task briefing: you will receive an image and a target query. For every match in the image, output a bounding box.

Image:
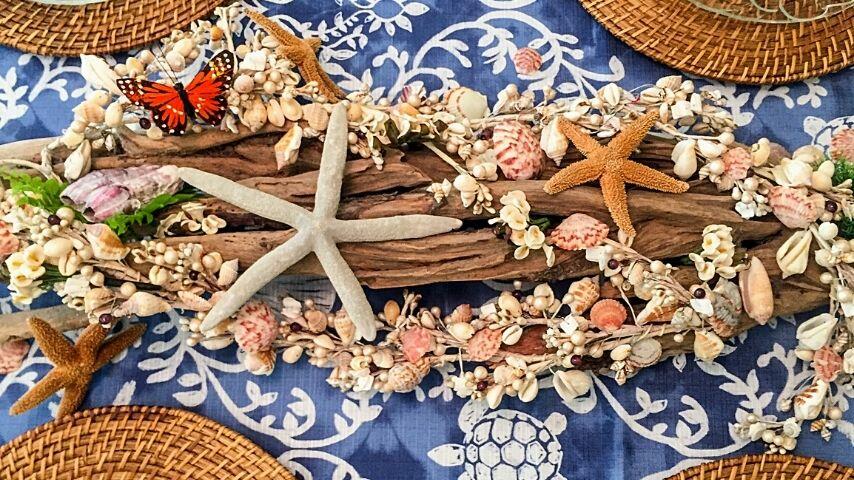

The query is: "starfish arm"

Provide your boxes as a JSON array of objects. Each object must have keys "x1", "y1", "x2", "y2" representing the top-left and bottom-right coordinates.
[
  {"x1": 622, "y1": 160, "x2": 690, "y2": 193},
  {"x1": 246, "y1": 7, "x2": 303, "y2": 47},
  {"x1": 543, "y1": 158, "x2": 605, "y2": 194},
  {"x1": 28, "y1": 317, "x2": 77, "y2": 364},
  {"x1": 610, "y1": 111, "x2": 659, "y2": 158},
  {"x1": 178, "y1": 168, "x2": 307, "y2": 227},
  {"x1": 9, "y1": 369, "x2": 66, "y2": 415},
  {"x1": 94, "y1": 323, "x2": 147, "y2": 370},
  {"x1": 558, "y1": 118, "x2": 603, "y2": 157},
  {"x1": 313, "y1": 236, "x2": 377, "y2": 342},
  {"x1": 298, "y1": 61, "x2": 344, "y2": 101},
  {"x1": 75, "y1": 324, "x2": 107, "y2": 364},
  {"x1": 600, "y1": 173, "x2": 636, "y2": 237},
  {"x1": 199, "y1": 230, "x2": 315, "y2": 331},
  {"x1": 312, "y1": 103, "x2": 349, "y2": 219},
  {"x1": 331, "y1": 216, "x2": 462, "y2": 242},
  {"x1": 56, "y1": 379, "x2": 89, "y2": 418}
]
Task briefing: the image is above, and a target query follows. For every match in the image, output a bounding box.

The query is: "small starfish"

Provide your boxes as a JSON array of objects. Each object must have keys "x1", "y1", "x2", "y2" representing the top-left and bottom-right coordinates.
[
  {"x1": 245, "y1": 7, "x2": 344, "y2": 101},
  {"x1": 180, "y1": 103, "x2": 462, "y2": 341},
  {"x1": 9, "y1": 318, "x2": 146, "y2": 418},
  {"x1": 543, "y1": 111, "x2": 689, "y2": 236}
]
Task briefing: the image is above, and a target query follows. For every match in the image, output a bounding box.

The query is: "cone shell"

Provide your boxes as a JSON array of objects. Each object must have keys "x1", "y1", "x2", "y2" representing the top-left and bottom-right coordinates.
[
  {"x1": 811, "y1": 346, "x2": 842, "y2": 382},
  {"x1": 492, "y1": 121, "x2": 544, "y2": 180},
  {"x1": 589, "y1": 299, "x2": 627, "y2": 332},
  {"x1": 85, "y1": 223, "x2": 129, "y2": 260},
  {"x1": 513, "y1": 47, "x2": 542, "y2": 75},
  {"x1": 721, "y1": 147, "x2": 751, "y2": 180},
  {"x1": 385, "y1": 360, "x2": 430, "y2": 393},
  {"x1": 551, "y1": 213, "x2": 609, "y2": 251},
  {"x1": 567, "y1": 277, "x2": 599, "y2": 314},
  {"x1": 739, "y1": 257, "x2": 774, "y2": 325},
  {"x1": 333, "y1": 311, "x2": 357, "y2": 346},
  {"x1": 466, "y1": 327, "x2": 502, "y2": 362},
  {"x1": 693, "y1": 330, "x2": 724, "y2": 362},
  {"x1": 830, "y1": 128, "x2": 854, "y2": 160},
  {"x1": 768, "y1": 186, "x2": 819, "y2": 229}
]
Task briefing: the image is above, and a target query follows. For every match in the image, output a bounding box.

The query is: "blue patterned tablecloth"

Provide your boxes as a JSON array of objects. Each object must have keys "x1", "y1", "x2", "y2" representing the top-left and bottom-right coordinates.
[{"x1": 0, "y1": 1, "x2": 852, "y2": 479}]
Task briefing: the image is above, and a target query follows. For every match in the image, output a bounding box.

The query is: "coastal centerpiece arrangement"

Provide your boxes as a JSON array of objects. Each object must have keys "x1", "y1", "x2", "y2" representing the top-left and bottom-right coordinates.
[{"x1": 0, "y1": 5, "x2": 851, "y2": 456}]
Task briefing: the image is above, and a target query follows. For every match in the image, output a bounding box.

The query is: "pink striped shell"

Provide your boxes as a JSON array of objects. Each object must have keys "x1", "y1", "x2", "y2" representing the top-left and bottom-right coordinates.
[
  {"x1": 722, "y1": 147, "x2": 751, "y2": 180},
  {"x1": 466, "y1": 327, "x2": 502, "y2": 362},
  {"x1": 401, "y1": 326, "x2": 434, "y2": 363},
  {"x1": 0, "y1": 221, "x2": 19, "y2": 258},
  {"x1": 589, "y1": 299, "x2": 627, "y2": 332},
  {"x1": 811, "y1": 346, "x2": 842, "y2": 382},
  {"x1": 0, "y1": 339, "x2": 29, "y2": 374},
  {"x1": 551, "y1": 213, "x2": 609, "y2": 251},
  {"x1": 492, "y1": 121, "x2": 544, "y2": 180},
  {"x1": 831, "y1": 128, "x2": 854, "y2": 160},
  {"x1": 233, "y1": 301, "x2": 278, "y2": 353},
  {"x1": 513, "y1": 47, "x2": 543, "y2": 75},
  {"x1": 768, "y1": 186, "x2": 819, "y2": 229}
]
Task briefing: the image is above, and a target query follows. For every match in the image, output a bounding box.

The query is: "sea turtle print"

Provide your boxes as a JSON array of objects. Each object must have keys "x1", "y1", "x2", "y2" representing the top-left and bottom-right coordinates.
[
  {"x1": 803, "y1": 115, "x2": 854, "y2": 153},
  {"x1": 429, "y1": 400, "x2": 567, "y2": 480}
]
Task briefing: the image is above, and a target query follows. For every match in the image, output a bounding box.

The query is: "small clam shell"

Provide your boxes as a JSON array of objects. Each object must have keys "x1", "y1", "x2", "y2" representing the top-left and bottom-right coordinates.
[
  {"x1": 739, "y1": 256, "x2": 774, "y2": 324},
  {"x1": 830, "y1": 128, "x2": 854, "y2": 160},
  {"x1": 466, "y1": 327, "x2": 502, "y2": 362},
  {"x1": 567, "y1": 277, "x2": 599, "y2": 314},
  {"x1": 217, "y1": 259, "x2": 239, "y2": 287},
  {"x1": 513, "y1": 47, "x2": 542, "y2": 75},
  {"x1": 0, "y1": 339, "x2": 30, "y2": 374},
  {"x1": 796, "y1": 313, "x2": 837, "y2": 350},
  {"x1": 589, "y1": 299, "x2": 627, "y2": 332},
  {"x1": 551, "y1": 213, "x2": 609, "y2": 251},
  {"x1": 768, "y1": 186, "x2": 819, "y2": 229},
  {"x1": 85, "y1": 223, "x2": 129, "y2": 260},
  {"x1": 553, "y1": 370, "x2": 592, "y2": 402},
  {"x1": 693, "y1": 330, "x2": 724, "y2": 362},
  {"x1": 274, "y1": 124, "x2": 302, "y2": 170},
  {"x1": 280, "y1": 97, "x2": 303, "y2": 121},
  {"x1": 492, "y1": 121, "x2": 544, "y2": 180},
  {"x1": 444, "y1": 87, "x2": 488, "y2": 120}
]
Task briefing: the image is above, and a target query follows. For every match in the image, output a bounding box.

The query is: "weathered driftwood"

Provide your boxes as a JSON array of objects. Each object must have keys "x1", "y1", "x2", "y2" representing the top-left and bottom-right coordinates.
[{"x1": 0, "y1": 305, "x2": 88, "y2": 344}]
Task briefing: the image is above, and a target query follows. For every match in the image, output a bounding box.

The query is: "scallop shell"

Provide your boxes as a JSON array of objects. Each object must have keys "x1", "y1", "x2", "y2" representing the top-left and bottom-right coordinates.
[
  {"x1": 233, "y1": 301, "x2": 278, "y2": 353},
  {"x1": 0, "y1": 221, "x2": 19, "y2": 258},
  {"x1": 492, "y1": 121, "x2": 544, "y2": 180},
  {"x1": 401, "y1": 326, "x2": 434, "y2": 363},
  {"x1": 513, "y1": 47, "x2": 543, "y2": 75},
  {"x1": 721, "y1": 146, "x2": 751, "y2": 180},
  {"x1": 466, "y1": 327, "x2": 502, "y2": 362},
  {"x1": 551, "y1": 213, "x2": 609, "y2": 251},
  {"x1": 739, "y1": 256, "x2": 774, "y2": 325},
  {"x1": 567, "y1": 277, "x2": 599, "y2": 314},
  {"x1": 384, "y1": 359, "x2": 431, "y2": 393},
  {"x1": 768, "y1": 186, "x2": 819, "y2": 229},
  {"x1": 0, "y1": 339, "x2": 30, "y2": 374},
  {"x1": 84, "y1": 223, "x2": 129, "y2": 260},
  {"x1": 830, "y1": 128, "x2": 854, "y2": 160},
  {"x1": 589, "y1": 299, "x2": 627, "y2": 332},
  {"x1": 811, "y1": 346, "x2": 842, "y2": 382},
  {"x1": 693, "y1": 330, "x2": 724, "y2": 362},
  {"x1": 444, "y1": 87, "x2": 489, "y2": 120}
]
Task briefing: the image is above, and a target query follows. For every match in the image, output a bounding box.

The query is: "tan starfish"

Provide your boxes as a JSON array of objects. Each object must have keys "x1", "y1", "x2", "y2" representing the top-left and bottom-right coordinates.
[
  {"x1": 543, "y1": 111, "x2": 689, "y2": 236},
  {"x1": 9, "y1": 318, "x2": 146, "y2": 418},
  {"x1": 245, "y1": 7, "x2": 344, "y2": 101}
]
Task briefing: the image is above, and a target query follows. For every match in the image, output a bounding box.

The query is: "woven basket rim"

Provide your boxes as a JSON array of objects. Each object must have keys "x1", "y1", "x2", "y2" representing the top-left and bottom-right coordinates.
[
  {"x1": 578, "y1": 0, "x2": 853, "y2": 85},
  {"x1": 0, "y1": 404, "x2": 296, "y2": 480},
  {"x1": 666, "y1": 453, "x2": 853, "y2": 479},
  {"x1": 0, "y1": 0, "x2": 224, "y2": 56}
]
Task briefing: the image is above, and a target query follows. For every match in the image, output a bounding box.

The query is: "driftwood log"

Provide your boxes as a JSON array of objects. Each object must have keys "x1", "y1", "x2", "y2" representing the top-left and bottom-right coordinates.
[{"x1": 20, "y1": 129, "x2": 827, "y2": 361}]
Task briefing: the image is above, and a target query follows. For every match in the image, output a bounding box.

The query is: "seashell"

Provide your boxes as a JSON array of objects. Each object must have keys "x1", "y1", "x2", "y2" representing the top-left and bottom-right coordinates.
[
  {"x1": 610, "y1": 344, "x2": 632, "y2": 361},
  {"x1": 655, "y1": 75, "x2": 682, "y2": 90},
  {"x1": 706, "y1": 316, "x2": 735, "y2": 338},
  {"x1": 384, "y1": 360, "x2": 430, "y2": 393},
  {"x1": 84, "y1": 287, "x2": 115, "y2": 313},
  {"x1": 517, "y1": 376, "x2": 539, "y2": 402},
  {"x1": 513, "y1": 47, "x2": 542, "y2": 75},
  {"x1": 266, "y1": 98, "x2": 285, "y2": 127},
  {"x1": 486, "y1": 384, "x2": 505, "y2": 408},
  {"x1": 104, "y1": 102, "x2": 125, "y2": 128},
  {"x1": 217, "y1": 259, "x2": 239, "y2": 287},
  {"x1": 589, "y1": 299, "x2": 627, "y2": 332},
  {"x1": 80, "y1": 55, "x2": 121, "y2": 96},
  {"x1": 64, "y1": 139, "x2": 92, "y2": 181},
  {"x1": 383, "y1": 300, "x2": 401, "y2": 325},
  {"x1": 304, "y1": 309, "x2": 328, "y2": 333},
  {"x1": 313, "y1": 334, "x2": 335, "y2": 350},
  {"x1": 768, "y1": 186, "x2": 818, "y2": 229},
  {"x1": 371, "y1": 349, "x2": 394, "y2": 369},
  {"x1": 697, "y1": 139, "x2": 724, "y2": 159},
  {"x1": 739, "y1": 256, "x2": 774, "y2": 324},
  {"x1": 233, "y1": 301, "x2": 278, "y2": 353},
  {"x1": 302, "y1": 103, "x2": 329, "y2": 131},
  {"x1": 241, "y1": 98, "x2": 267, "y2": 131},
  {"x1": 333, "y1": 310, "x2": 356, "y2": 346},
  {"x1": 74, "y1": 101, "x2": 105, "y2": 124},
  {"x1": 201, "y1": 337, "x2": 233, "y2": 350},
  {"x1": 637, "y1": 300, "x2": 678, "y2": 325},
  {"x1": 671, "y1": 139, "x2": 698, "y2": 179},
  {"x1": 401, "y1": 326, "x2": 434, "y2": 363},
  {"x1": 274, "y1": 124, "x2": 302, "y2": 171},
  {"x1": 239, "y1": 50, "x2": 267, "y2": 72},
  {"x1": 693, "y1": 330, "x2": 724, "y2": 362},
  {"x1": 793, "y1": 379, "x2": 829, "y2": 420},
  {"x1": 444, "y1": 87, "x2": 489, "y2": 120},
  {"x1": 710, "y1": 279, "x2": 741, "y2": 327},
  {"x1": 497, "y1": 292, "x2": 523, "y2": 317},
  {"x1": 830, "y1": 128, "x2": 854, "y2": 160},
  {"x1": 282, "y1": 345, "x2": 304, "y2": 364},
  {"x1": 84, "y1": 224, "x2": 129, "y2": 260},
  {"x1": 750, "y1": 138, "x2": 771, "y2": 166},
  {"x1": 811, "y1": 346, "x2": 842, "y2": 382},
  {"x1": 817, "y1": 221, "x2": 838, "y2": 241},
  {"x1": 501, "y1": 324, "x2": 523, "y2": 345},
  {"x1": 165, "y1": 50, "x2": 186, "y2": 72},
  {"x1": 280, "y1": 96, "x2": 303, "y2": 121},
  {"x1": 244, "y1": 349, "x2": 276, "y2": 376},
  {"x1": 796, "y1": 313, "x2": 837, "y2": 350},
  {"x1": 550, "y1": 213, "x2": 609, "y2": 251},
  {"x1": 628, "y1": 338, "x2": 662, "y2": 367},
  {"x1": 43, "y1": 237, "x2": 73, "y2": 259},
  {"x1": 234, "y1": 74, "x2": 254, "y2": 94},
  {"x1": 448, "y1": 321, "x2": 475, "y2": 342},
  {"x1": 448, "y1": 304, "x2": 473, "y2": 323},
  {"x1": 0, "y1": 339, "x2": 30, "y2": 374},
  {"x1": 540, "y1": 116, "x2": 568, "y2": 163},
  {"x1": 792, "y1": 145, "x2": 823, "y2": 165},
  {"x1": 466, "y1": 327, "x2": 502, "y2": 362},
  {"x1": 492, "y1": 121, "x2": 544, "y2": 180},
  {"x1": 843, "y1": 349, "x2": 854, "y2": 375},
  {"x1": 721, "y1": 146, "x2": 751, "y2": 180},
  {"x1": 775, "y1": 230, "x2": 811, "y2": 279},
  {"x1": 177, "y1": 290, "x2": 212, "y2": 311},
  {"x1": 116, "y1": 291, "x2": 171, "y2": 317},
  {"x1": 553, "y1": 370, "x2": 592, "y2": 402},
  {"x1": 173, "y1": 38, "x2": 196, "y2": 57},
  {"x1": 0, "y1": 221, "x2": 19, "y2": 258},
  {"x1": 567, "y1": 277, "x2": 599, "y2": 314}
]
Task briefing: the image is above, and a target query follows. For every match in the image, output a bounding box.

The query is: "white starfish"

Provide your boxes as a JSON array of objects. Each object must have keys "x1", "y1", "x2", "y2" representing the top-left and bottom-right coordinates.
[{"x1": 179, "y1": 103, "x2": 462, "y2": 341}]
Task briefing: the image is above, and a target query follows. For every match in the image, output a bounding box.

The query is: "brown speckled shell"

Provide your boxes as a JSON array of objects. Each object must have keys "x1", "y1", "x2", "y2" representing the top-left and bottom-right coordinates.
[
  {"x1": 551, "y1": 213, "x2": 609, "y2": 251},
  {"x1": 768, "y1": 186, "x2": 819, "y2": 229},
  {"x1": 811, "y1": 346, "x2": 842, "y2": 382},
  {"x1": 492, "y1": 121, "x2": 544, "y2": 180},
  {"x1": 589, "y1": 299, "x2": 627, "y2": 332},
  {"x1": 385, "y1": 359, "x2": 431, "y2": 393},
  {"x1": 466, "y1": 327, "x2": 503, "y2": 362},
  {"x1": 568, "y1": 277, "x2": 600, "y2": 314}
]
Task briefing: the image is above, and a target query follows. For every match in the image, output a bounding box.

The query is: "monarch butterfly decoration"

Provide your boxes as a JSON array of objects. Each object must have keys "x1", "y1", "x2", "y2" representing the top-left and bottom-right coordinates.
[{"x1": 116, "y1": 50, "x2": 236, "y2": 135}]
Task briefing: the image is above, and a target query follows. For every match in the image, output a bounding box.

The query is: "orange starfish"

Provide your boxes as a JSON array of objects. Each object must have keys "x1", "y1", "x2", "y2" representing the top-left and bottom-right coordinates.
[
  {"x1": 245, "y1": 7, "x2": 344, "y2": 101},
  {"x1": 9, "y1": 318, "x2": 146, "y2": 418},
  {"x1": 543, "y1": 111, "x2": 689, "y2": 236}
]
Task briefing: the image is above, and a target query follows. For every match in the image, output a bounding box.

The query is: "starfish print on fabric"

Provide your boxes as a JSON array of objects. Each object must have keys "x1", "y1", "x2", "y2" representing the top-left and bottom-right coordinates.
[
  {"x1": 9, "y1": 318, "x2": 146, "y2": 418},
  {"x1": 245, "y1": 7, "x2": 344, "y2": 101},
  {"x1": 180, "y1": 103, "x2": 462, "y2": 341},
  {"x1": 543, "y1": 111, "x2": 689, "y2": 236}
]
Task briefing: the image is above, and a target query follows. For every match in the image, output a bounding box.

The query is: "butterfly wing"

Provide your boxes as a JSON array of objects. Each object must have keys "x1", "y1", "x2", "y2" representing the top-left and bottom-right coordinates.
[
  {"x1": 184, "y1": 50, "x2": 235, "y2": 126},
  {"x1": 116, "y1": 78, "x2": 189, "y2": 135}
]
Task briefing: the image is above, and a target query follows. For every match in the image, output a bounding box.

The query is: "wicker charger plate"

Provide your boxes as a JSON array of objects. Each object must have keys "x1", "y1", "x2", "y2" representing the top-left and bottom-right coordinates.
[
  {"x1": 666, "y1": 454, "x2": 853, "y2": 479},
  {"x1": 577, "y1": 0, "x2": 853, "y2": 84},
  {"x1": 0, "y1": 0, "x2": 224, "y2": 56},
  {"x1": 0, "y1": 405, "x2": 295, "y2": 480}
]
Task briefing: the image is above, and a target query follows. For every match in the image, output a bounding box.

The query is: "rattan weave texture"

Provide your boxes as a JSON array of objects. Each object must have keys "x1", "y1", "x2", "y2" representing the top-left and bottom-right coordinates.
[{"x1": 666, "y1": 454, "x2": 853, "y2": 480}]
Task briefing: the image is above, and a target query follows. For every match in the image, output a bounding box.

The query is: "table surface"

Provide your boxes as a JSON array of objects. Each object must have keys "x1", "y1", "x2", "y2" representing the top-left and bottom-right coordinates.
[{"x1": 0, "y1": 1, "x2": 852, "y2": 479}]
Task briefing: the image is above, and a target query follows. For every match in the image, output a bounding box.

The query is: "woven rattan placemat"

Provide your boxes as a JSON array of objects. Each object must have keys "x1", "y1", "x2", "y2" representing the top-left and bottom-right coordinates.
[{"x1": 666, "y1": 454, "x2": 853, "y2": 479}]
